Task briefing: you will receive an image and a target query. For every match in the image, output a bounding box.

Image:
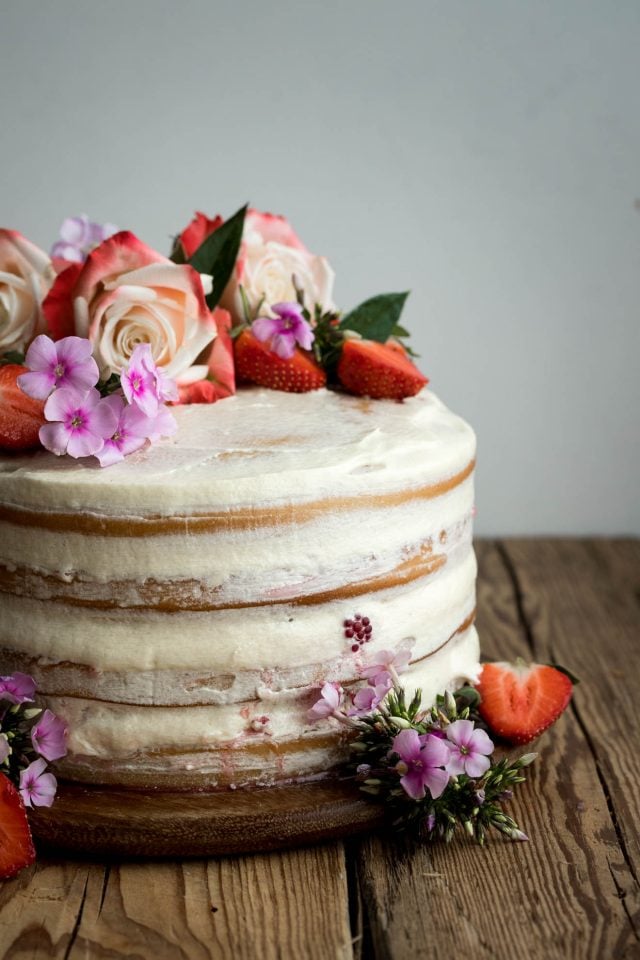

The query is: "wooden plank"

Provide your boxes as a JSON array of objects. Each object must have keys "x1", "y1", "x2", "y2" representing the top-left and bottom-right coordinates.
[
  {"x1": 0, "y1": 844, "x2": 354, "y2": 959},
  {"x1": 353, "y1": 539, "x2": 639, "y2": 959},
  {"x1": 502, "y1": 537, "x2": 640, "y2": 935}
]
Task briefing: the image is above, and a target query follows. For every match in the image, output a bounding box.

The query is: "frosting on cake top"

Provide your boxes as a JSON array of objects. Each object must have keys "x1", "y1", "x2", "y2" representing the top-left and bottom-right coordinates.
[{"x1": 0, "y1": 387, "x2": 475, "y2": 514}]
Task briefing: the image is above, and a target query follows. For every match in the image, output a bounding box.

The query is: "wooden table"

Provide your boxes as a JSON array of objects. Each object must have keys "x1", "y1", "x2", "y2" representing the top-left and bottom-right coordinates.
[{"x1": 1, "y1": 539, "x2": 639, "y2": 959}]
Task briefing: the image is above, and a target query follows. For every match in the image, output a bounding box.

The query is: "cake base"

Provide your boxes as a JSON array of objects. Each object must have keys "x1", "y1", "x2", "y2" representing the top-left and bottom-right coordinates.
[{"x1": 29, "y1": 778, "x2": 386, "y2": 857}]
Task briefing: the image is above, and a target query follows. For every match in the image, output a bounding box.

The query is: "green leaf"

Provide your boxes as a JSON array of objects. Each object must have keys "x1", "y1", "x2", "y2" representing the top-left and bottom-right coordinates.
[
  {"x1": 0, "y1": 350, "x2": 25, "y2": 367},
  {"x1": 340, "y1": 292, "x2": 409, "y2": 343},
  {"x1": 169, "y1": 235, "x2": 187, "y2": 265},
  {"x1": 187, "y1": 204, "x2": 248, "y2": 309}
]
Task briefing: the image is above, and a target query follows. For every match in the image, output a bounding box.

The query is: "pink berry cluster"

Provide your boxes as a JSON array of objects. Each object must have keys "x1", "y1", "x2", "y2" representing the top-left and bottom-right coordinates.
[{"x1": 344, "y1": 614, "x2": 373, "y2": 653}]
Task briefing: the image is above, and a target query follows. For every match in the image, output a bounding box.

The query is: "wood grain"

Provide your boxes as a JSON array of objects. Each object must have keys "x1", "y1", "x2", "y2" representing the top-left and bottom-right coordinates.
[
  {"x1": 29, "y1": 778, "x2": 384, "y2": 857},
  {"x1": 354, "y1": 539, "x2": 640, "y2": 959},
  {"x1": 0, "y1": 844, "x2": 353, "y2": 959},
  {"x1": 1, "y1": 538, "x2": 639, "y2": 960}
]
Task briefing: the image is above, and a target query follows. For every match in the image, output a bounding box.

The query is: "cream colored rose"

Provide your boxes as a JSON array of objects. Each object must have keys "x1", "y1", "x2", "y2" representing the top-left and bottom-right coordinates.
[
  {"x1": 0, "y1": 230, "x2": 55, "y2": 354},
  {"x1": 222, "y1": 209, "x2": 335, "y2": 322}
]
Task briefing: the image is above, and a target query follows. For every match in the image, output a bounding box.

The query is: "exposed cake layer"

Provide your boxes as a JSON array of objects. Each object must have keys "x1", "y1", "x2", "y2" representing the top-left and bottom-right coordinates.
[
  {"x1": 0, "y1": 386, "x2": 479, "y2": 789},
  {"x1": 45, "y1": 625, "x2": 480, "y2": 789}
]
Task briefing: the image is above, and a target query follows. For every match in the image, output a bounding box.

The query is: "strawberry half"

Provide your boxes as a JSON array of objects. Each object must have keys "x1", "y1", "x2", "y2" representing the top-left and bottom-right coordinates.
[
  {"x1": 0, "y1": 773, "x2": 36, "y2": 879},
  {"x1": 234, "y1": 330, "x2": 326, "y2": 393},
  {"x1": 0, "y1": 364, "x2": 46, "y2": 451},
  {"x1": 336, "y1": 339, "x2": 428, "y2": 400},
  {"x1": 476, "y1": 660, "x2": 574, "y2": 745}
]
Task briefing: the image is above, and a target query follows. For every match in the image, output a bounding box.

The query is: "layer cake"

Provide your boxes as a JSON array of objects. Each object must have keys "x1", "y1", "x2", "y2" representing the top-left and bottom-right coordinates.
[{"x1": 0, "y1": 386, "x2": 479, "y2": 789}]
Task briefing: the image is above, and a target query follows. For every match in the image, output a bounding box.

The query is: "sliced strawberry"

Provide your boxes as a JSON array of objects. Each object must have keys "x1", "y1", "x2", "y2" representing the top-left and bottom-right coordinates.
[
  {"x1": 336, "y1": 339, "x2": 428, "y2": 400},
  {"x1": 234, "y1": 330, "x2": 326, "y2": 393},
  {"x1": 0, "y1": 364, "x2": 46, "y2": 451},
  {"x1": 0, "y1": 773, "x2": 35, "y2": 879},
  {"x1": 476, "y1": 660, "x2": 574, "y2": 745}
]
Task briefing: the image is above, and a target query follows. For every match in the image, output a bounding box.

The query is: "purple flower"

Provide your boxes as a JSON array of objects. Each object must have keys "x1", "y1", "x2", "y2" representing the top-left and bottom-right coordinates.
[
  {"x1": 252, "y1": 302, "x2": 314, "y2": 360},
  {"x1": 308, "y1": 682, "x2": 343, "y2": 720},
  {"x1": 349, "y1": 673, "x2": 393, "y2": 717},
  {"x1": 391, "y1": 729, "x2": 450, "y2": 801},
  {"x1": 40, "y1": 387, "x2": 118, "y2": 458},
  {"x1": 121, "y1": 343, "x2": 178, "y2": 417},
  {"x1": 0, "y1": 672, "x2": 36, "y2": 705},
  {"x1": 18, "y1": 335, "x2": 99, "y2": 401},
  {"x1": 51, "y1": 215, "x2": 117, "y2": 263},
  {"x1": 95, "y1": 395, "x2": 155, "y2": 467},
  {"x1": 145, "y1": 403, "x2": 177, "y2": 442},
  {"x1": 361, "y1": 647, "x2": 412, "y2": 684},
  {"x1": 30, "y1": 709, "x2": 68, "y2": 762},
  {"x1": 444, "y1": 719, "x2": 494, "y2": 778},
  {"x1": 19, "y1": 757, "x2": 57, "y2": 808}
]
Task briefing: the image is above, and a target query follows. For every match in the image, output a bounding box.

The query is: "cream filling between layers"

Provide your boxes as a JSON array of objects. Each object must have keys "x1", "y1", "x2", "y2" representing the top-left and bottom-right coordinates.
[
  {"x1": 0, "y1": 546, "x2": 476, "y2": 680},
  {"x1": 48, "y1": 626, "x2": 481, "y2": 764}
]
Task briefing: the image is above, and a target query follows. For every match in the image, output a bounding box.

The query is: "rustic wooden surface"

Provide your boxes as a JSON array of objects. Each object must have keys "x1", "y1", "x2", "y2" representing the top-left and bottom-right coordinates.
[{"x1": 1, "y1": 538, "x2": 639, "y2": 959}]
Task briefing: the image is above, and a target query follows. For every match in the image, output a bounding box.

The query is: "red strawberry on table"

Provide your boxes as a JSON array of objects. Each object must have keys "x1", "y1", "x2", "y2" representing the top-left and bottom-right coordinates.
[
  {"x1": 336, "y1": 339, "x2": 428, "y2": 400},
  {"x1": 0, "y1": 364, "x2": 46, "y2": 451},
  {"x1": 234, "y1": 329, "x2": 326, "y2": 393},
  {"x1": 476, "y1": 660, "x2": 574, "y2": 745},
  {"x1": 0, "y1": 773, "x2": 36, "y2": 879}
]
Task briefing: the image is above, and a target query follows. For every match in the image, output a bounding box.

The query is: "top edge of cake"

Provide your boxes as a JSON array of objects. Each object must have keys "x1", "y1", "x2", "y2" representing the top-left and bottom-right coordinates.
[{"x1": 0, "y1": 387, "x2": 475, "y2": 514}]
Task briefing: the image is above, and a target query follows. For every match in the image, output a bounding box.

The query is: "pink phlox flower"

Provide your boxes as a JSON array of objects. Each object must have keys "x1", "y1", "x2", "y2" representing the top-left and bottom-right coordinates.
[
  {"x1": 121, "y1": 343, "x2": 178, "y2": 416},
  {"x1": 348, "y1": 673, "x2": 393, "y2": 717},
  {"x1": 40, "y1": 387, "x2": 119, "y2": 458},
  {"x1": 391, "y1": 729, "x2": 450, "y2": 801},
  {"x1": 51, "y1": 215, "x2": 117, "y2": 263},
  {"x1": 444, "y1": 719, "x2": 494, "y2": 778},
  {"x1": 95, "y1": 395, "x2": 154, "y2": 467},
  {"x1": 18, "y1": 334, "x2": 99, "y2": 400},
  {"x1": 30, "y1": 708, "x2": 68, "y2": 762},
  {"x1": 252, "y1": 301, "x2": 314, "y2": 360},
  {"x1": 361, "y1": 646, "x2": 412, "y2": 682},
  {"x1": 145, "y1": 403, "x2": 177, "y2": 442},
  {"x1": 308, "y1": 682, "x2": 343, "y2": 721},
  {"x1": 0, "y1": 672, "x2": 36, "y2": 705},
  {"x1": 19, "y1": 757, "x2": 57, "y2": 808}
]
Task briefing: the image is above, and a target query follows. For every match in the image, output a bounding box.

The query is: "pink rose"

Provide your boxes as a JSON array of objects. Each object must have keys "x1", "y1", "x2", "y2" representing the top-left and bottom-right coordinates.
[
  {"x1": 224, "y1": 209, "x2": 335, "y2": 323},
  {"x1": 42, "y1": 231, "x2": 217, "y2": 384},
  {"x1": 0, "y1": 230, "x2": 55, "y2": 354},
  {"x1": 177, "y1": 212, "x2": 224, "y2": 259}
]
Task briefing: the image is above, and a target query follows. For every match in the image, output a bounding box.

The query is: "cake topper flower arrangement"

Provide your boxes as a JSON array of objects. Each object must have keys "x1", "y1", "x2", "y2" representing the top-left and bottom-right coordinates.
[
  {"x1": 0, "y1": 204, "x2": 433, "y2": 455},
  {"x1": 0, "y1": 672, "x2": 68, "y2": 878}
]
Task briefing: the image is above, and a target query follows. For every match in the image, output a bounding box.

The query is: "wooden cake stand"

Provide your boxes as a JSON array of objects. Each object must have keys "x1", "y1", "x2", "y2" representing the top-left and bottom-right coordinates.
[{"x1": 29, "y1": 777, "x2": 386, "y2": 857}]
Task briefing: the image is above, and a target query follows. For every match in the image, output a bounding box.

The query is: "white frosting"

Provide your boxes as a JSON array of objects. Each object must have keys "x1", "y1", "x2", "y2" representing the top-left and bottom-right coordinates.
[
  {"x1": 0, "y1": 386, "x2": 480, "y2": 788},
  {"x1": 0, "y1": 388, "x2": 475, "y2": 513}
]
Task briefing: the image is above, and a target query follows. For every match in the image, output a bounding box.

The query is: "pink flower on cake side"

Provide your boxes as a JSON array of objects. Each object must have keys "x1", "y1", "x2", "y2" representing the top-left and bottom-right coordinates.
[
  {"x1": 391, "y1": 729, "x2": 450, "y2": 801},
  {"x1": 444, "y1": 719, "x2": 494, "y2": 778},
  {"x1": 40, "y1": 387, "x2": 118, "y2": 458},
  {"x1": 361, "y1": 647, "x2": 412, "y2": 686},
  {"x1": 348, "y1": 673, "x2": 394, "y2": 717},
  {"x1": 30, "y1": 709, "x2": 68, "y2": 762},
  {"x1": 50, "y1": 215, "x2": 118, "y2": 265},
  {"x1": 0, "y1": 229, "x2": 55, "y2": 354},
  {"x1": 42, "y1": 231, "x2": 217, "y2": 386},
  {"x1": 19, "y1": 758, "x2": 57, "y2": 808},
  {"x1": 252, "y1": 302, "x2": 315, "y2": 360},
  {"x1": 0, "y1": 673, "x2": 36, "y2": 705},
  {"x1": 18, "y1": 334, "x2": 99, "y2": 400},
  {"x1": 308, "y1": 682, "x2": 344, "y2": 720}
]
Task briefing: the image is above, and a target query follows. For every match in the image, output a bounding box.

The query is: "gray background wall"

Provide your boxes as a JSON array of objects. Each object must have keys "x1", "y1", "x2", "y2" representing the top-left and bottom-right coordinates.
[{"x1": 1, "y1": 0, "x2": 638, "y2": 535}]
